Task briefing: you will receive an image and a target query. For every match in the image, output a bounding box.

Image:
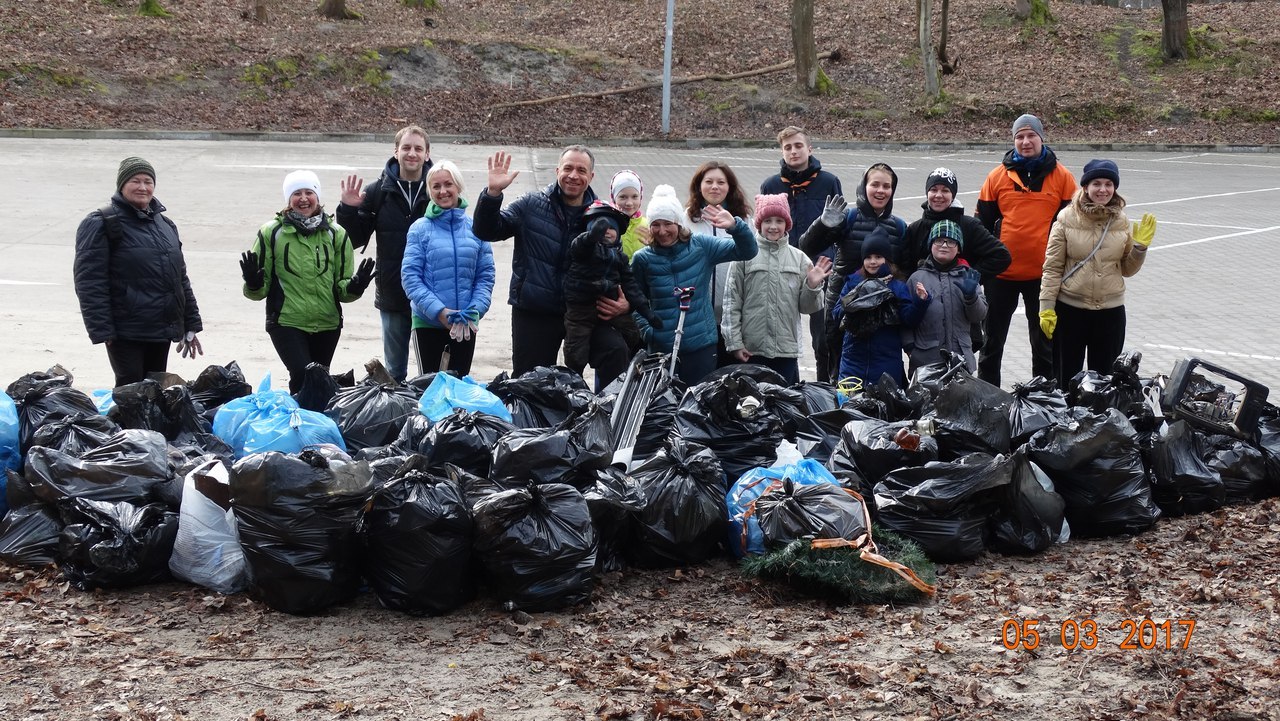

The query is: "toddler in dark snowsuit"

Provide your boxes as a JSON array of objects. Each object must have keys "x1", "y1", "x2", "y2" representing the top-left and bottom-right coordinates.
[{"x1": 563, "y1": 201, "x2": 662, "y2": 376}]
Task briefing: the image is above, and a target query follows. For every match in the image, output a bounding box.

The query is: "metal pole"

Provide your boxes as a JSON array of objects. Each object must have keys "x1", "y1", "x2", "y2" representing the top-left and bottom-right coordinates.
[{"x1": 661, "y1": 0, "x2": 675, "y2": 134}]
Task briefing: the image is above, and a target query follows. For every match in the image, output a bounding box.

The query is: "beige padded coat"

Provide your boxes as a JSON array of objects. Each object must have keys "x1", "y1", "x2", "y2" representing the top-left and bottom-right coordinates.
[{"x1": 1040, "y1": 188, "x2": 1147, "y2": 313}]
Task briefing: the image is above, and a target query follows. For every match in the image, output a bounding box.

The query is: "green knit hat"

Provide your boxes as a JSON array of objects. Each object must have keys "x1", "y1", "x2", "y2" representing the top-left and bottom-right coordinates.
[
  {"x1": 117, "y1": 157, "x2": 156, "y2": 191},
  {"x1": 928, "y1": 219, "x2": 963, "y2": 249}
]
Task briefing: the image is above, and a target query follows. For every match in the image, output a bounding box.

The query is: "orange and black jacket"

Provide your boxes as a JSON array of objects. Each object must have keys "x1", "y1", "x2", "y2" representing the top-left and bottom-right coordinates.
[{"x1": 976, "y1": 148, "x2": 1077, "y2": 281}]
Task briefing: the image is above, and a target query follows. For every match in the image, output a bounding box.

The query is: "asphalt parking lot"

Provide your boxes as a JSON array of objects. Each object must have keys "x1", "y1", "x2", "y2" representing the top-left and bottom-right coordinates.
[{"x1": 2, "y1": 136, "x2": 1276, "y2": 397}]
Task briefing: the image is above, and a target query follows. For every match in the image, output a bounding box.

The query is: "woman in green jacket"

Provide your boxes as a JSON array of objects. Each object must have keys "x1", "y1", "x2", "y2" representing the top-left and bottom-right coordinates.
[{"x1": 241, "y1": 170, "x2": 375, "y2": 392}]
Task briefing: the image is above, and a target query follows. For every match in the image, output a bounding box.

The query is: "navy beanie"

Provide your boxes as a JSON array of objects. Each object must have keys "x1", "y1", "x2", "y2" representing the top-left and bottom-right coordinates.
[
  {"x1": 1080, "y1": 159, "x2": 1120, "y2": 188},
  {"x1": 861, "y1": 226, "x2": 893, "y2": 262}
]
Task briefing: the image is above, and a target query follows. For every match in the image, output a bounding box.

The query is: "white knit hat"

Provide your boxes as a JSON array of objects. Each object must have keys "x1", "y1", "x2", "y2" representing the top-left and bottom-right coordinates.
[
  {"x1": 610, "y1": 170, "x2": 644, "y2": 210},
  {"x1": 646, "y1": 184, "x2": 684, "y2": 224},
  {"x1": 282, "y1": 170, "x2": 322, "y2": 204}
]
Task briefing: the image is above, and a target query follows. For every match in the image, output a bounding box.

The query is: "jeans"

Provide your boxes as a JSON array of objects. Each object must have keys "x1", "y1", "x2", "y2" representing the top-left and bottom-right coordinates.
[
  {"x1": 675, "y1": 343, "x2": 718, "y2": 386},
  {"x1": 380, "y1": 310, "x2": 413, "y2": 382},
  {"x1": 978, "y1": 277, "x2": 1053, "y2": 387},
  {"x1": 747, "y1": 356, "x2": 801, "y2": 386},
  {"x1": 105, "y1": 339, "x2": 170, "y2": 387}
]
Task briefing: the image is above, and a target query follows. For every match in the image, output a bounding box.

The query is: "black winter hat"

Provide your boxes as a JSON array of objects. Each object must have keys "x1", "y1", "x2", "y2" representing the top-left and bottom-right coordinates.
[
  {"x1": 584, "y1": 201, "x2": 631, "y2": 237},
  {"x1": 925, "y1": 167, "x2": 958, "y2": 197},
  {"x1": 861, "y1": 226, "x2": 893, "y2": 262},
  {"x1": 1080, "y1": 159, "x2": 1120, "y2": 188}
]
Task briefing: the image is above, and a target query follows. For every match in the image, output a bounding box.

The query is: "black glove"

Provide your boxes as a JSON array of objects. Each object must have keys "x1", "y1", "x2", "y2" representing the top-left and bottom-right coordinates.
[
  {"x1": 347, "y1": 258, "x2": 376, "y2": 295},
  {"x1": 240, "y1": 251, "x2": 264, "y2": 291},
  {"x1": 648, "y1": 314, "x2": 665, "y2": 330},
  {"x1": 588, "y1": 218, "x2": 609, "y2": 244}
]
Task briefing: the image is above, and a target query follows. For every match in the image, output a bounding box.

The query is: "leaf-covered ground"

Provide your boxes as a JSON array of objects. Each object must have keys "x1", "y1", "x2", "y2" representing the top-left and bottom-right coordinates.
[
  {"x1": 3, "y1": 0, "x2": 1278, "y2": 145},
  {"x1": 1, "y1": 496, "x2": 1277, "y2": 720}
]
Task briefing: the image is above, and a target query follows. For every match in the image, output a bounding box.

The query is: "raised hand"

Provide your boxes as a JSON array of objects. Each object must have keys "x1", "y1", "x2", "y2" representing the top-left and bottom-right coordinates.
[
  {"x1": 347, "y1": 258, "x2": 376, "y2": 294},
  {"x1": 240, "y1": 250, "x2": 264, "y2": 290},
  {"x1": 820, "y1": 195, "x2": 848, "y2": 228},
  {"x1": 958, "y1": 267, "x2": 981, "y2": 299},
  {"x1": 915, "y1": 281, "x2": 929, "y2": 300},
  {"x1": 1132, "y1": 212, "x2": 1157, "y2": 248},
  {"x1": 340, "y1": 174, "x2": 365, "y2": 207},
  {"x1": 806, "y1": 255, "x2": 833, "y2": 288},
  {"x1": 701, "y1": 204, "x2": 736, "y2": 230},
  {"x1": 486, "y1": 151, "x2": 520, "y2": 195}
]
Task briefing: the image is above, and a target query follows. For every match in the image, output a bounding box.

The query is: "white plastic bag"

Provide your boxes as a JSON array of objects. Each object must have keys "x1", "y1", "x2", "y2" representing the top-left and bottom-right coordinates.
[{"x1": 168, "y1": 459, "x2": 248, "y2": 594}]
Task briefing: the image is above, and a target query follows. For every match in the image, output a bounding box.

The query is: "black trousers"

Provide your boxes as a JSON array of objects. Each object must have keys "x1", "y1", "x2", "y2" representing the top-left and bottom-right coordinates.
[
  {"x1": 978, "y1": 277, "x2": 1053, "y2": 387},
  {"x1": 267, "y1": 325, "x2": 342, "y2": 394},
  {"x1": 1053, "y1": 303, "x2": 1126, "y2": 390},
  {"x1": 413, "y1": 326, "x2": 478, "y2": 377},
  {"x1": 511, "y1": 307, "x2": 630, "y2": 390},
  {"x1": 809, "y1": 309, "x2": 830, "y2": 383},
  {"x1": 106, "y1": 339, "x2": 170, "y2": 387}
]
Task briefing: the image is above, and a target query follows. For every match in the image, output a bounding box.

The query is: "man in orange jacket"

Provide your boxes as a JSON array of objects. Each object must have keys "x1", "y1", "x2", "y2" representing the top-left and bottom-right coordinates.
[{"x1": 975, "y1": 114, "x2": 1077, "y2": 387}]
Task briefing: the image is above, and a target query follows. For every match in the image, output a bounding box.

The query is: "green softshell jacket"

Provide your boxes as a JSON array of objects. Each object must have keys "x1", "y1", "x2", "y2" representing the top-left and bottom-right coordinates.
[{"x1": 244, "y1": 212, "x2": 363, "y2": 333}]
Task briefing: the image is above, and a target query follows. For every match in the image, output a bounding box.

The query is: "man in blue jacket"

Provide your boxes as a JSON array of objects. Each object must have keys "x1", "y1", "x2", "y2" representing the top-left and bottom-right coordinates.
[
  {"x1": 473, "y1": 145, "x2": 631, "y2": 386},
  {"x1": 760, "y1": 126, "x2": 843, "y2": 382}
]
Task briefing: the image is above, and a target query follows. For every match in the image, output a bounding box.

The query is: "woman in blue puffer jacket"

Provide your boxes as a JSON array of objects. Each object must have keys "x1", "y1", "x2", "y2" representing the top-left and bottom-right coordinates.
[
  {"x1": 401, "y1": 161, "x2": 496, "y2": 376},
  {"x1": 631, "y1": 184, "x2": 757, "y2": 385}
]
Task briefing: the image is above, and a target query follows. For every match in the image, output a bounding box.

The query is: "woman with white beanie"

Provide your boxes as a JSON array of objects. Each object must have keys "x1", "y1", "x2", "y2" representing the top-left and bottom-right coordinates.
[
  {"x1": 630, "y1": 184, "x2": 757, "y2": 385},
  {"x1": 240, "y1": 169, "x2": 375, "y2": 392}
]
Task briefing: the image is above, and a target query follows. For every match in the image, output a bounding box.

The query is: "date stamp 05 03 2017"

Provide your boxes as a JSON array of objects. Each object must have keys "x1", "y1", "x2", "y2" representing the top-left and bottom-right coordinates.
[{"x1": 1000, "y1": 619, "x2": 1197, "y2": 651}]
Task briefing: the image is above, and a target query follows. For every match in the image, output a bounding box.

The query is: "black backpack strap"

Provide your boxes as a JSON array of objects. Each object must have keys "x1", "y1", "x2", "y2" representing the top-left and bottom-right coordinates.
[{"x1": 98, "y1": 204, "x2": 124, "y2": 246}]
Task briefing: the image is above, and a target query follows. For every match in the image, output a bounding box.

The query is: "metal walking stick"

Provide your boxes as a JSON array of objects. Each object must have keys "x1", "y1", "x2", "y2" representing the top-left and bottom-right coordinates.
[{"x1": 668, "y1": 286, "x2": 696, "y2": 379}]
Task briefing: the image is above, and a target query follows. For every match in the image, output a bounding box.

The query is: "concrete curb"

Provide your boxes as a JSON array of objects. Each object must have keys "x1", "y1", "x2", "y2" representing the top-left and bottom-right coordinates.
[{"x1": 1, "y1": 127, "x2": 1276, "y2": 153}]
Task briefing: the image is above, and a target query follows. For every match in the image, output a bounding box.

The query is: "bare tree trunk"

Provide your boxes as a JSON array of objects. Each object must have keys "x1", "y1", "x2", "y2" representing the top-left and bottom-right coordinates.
[
  {"x1": 791, "y1": 0, "x2": 818, "y2": 91},
  {"x1": 919, "y1": 0, "x2": 940, "y2": 98},
  {"x1": 242, "y1": 0, "x2": 268, "y2": 22},
  {"x1": 1161, "y1": 0, "x2": 1190, "y2": 60},
  {"x1": 937, "y1": 0, "x2": 954, "y2": 73},
  {"x1": 318, "y1": 0, "x2": 358, "y2": 20},
  {"x1": 1014, "y1": 0, "x2": 1031, "y2": 20}
]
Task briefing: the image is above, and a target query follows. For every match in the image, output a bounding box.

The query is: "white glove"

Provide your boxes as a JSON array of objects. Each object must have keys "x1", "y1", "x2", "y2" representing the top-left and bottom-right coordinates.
[
  {"x1": 820, "y1": 195, "x2": 848, "y2": 228},
  {"x1": 176, "y1": 331, "x2": 203, "y2": 359}
]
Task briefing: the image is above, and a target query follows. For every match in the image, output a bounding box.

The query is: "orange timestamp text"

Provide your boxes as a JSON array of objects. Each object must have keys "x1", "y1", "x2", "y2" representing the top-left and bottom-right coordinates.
[{"x1": 1001, "y1": 618, "x2": 1197, "y2": 651}]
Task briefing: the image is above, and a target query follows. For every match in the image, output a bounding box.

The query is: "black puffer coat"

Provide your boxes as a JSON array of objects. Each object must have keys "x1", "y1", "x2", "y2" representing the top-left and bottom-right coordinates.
[
  {"x1": 902, "y1": 202, "x2": 1012, "y2": 279},
  {"x1": 73, "y1": 195, "x2": 202, "y2": 345},
  {"x1": 335, "y1": 157, "x2": 432, "y2": 313},
  {"x1": 473, "y1": 182, "x2": 598, "y2": 315}
]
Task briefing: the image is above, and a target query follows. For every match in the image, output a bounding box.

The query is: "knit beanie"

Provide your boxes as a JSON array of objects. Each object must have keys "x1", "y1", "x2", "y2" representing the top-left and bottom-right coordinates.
[
  {"x1": 117, "y1": 157, "x2": 156, "y2": 191},
  {"x1": 282, "y1": 170, "x2": 322, "y2": 204},
  {"x1": 753, "y1": 193, "x2": 792, "y2": 233},
  {"x1": 610, "y1": 170, "x2": 644, "y2": 215},
  {"x1": 646, "y1": 184, "x2": 685, "y2": 225},
  {"x1": 1080, "y1": 159, "x2": 1120, "y2": 188},
  {"x1": 861, "y1": 226, "x2": 893, "y2": 262},
  {"x1": 1011, "y1": 113, "x2": 1046, "y2": 140},
  {"x1": 924, "y1": 167, "x2": 958, "y2": 197},
  {"x1": 928, "y1": 219, "x2": 964, "y2": 249}
]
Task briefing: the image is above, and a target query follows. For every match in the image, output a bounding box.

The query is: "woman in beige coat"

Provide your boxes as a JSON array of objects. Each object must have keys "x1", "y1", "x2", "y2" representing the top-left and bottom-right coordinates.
[{"x1": 1039, "y1": 159, "x2": 1156, "y2": 389}]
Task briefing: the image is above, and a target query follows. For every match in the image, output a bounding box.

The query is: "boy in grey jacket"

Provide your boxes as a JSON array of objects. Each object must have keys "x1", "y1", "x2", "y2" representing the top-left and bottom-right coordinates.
[{"x1": 904, "y1": 220, "x2": 987, "y2": 375}]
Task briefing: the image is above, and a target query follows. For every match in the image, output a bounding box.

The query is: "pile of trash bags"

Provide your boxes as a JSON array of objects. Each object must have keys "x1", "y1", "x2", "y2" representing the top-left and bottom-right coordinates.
[{"x1": 1, "y1": 350, "x2": 1277, "y2": 615}]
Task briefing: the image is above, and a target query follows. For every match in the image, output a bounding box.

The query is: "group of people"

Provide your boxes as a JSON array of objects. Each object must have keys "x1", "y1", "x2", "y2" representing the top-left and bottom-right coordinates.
[{"x1": 72, "y1": 115, "x2": 1157, "y2": 396}]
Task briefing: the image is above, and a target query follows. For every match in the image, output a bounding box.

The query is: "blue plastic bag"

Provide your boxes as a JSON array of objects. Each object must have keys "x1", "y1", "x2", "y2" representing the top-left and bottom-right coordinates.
[
  {"x1": 419, "y1": 373, "x2": 512, "y2": 423},
  {"x1": 242, "y1": 409, "x2": 346, "y2": 456},
  {"x1": 725, "y1": 459, "x2": 839, "y2": 558},
  {"x1": 0, "y1": 390, "x2": 19, "y2": 474},
  {"x1": 212, "y1": 374, "x2": 301, "y2": 458},
  {"x1": 91, "y1": 389, "x2": 116, "y2": 416}
]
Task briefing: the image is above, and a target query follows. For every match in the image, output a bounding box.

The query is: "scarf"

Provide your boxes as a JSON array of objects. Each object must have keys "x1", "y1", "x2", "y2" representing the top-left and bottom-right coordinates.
[
  {"x1": 424, "y1": 197, "x2": 470, "y2": 219},
  {"x1": 779, "y1": 161, "x2": 820, "y2": 197},
  {"x1": 284, "y1": 209, "x2": 325, "y2": 234}
]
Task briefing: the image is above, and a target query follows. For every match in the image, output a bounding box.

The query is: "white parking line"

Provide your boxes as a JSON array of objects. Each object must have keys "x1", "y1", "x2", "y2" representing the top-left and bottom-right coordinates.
[
  {"x1": 1144, "y1": 343, "x2": 1280, "y2": 362},
  {"x1": 1128, "y1": 186, "x2": 1280, "y2": 207},
  {"x1": 1149, "y1": 225, "x2": 1280, "y2": 251},
  {"x1": 0, "y1": 280, "x2": 56, "y2": 286}
]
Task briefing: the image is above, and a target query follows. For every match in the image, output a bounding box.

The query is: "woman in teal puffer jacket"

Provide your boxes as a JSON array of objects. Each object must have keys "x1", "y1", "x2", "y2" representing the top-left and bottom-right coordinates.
[
  {"x1": 401, "y1": 161, "x2": 496, "y2": 376},
  {"x1": 631, "y1": 184, "x2": 757, "y2": 385}
]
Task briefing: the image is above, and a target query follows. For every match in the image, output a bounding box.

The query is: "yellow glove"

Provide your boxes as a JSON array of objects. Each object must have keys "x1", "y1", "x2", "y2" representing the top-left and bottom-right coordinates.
[
  {"x1": 1038, "y1": 309, "x2": 1057, "y2": 340},
  {"x1": 1132, "y1": 213, "x2": 1156, "y2": 248}
]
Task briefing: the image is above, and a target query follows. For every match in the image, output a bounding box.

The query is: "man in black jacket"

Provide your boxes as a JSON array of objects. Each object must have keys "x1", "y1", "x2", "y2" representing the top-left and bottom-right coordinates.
[
  {"x1": 902, "y1": 168, "x2": 1011, "y2": 278},
  {"x1": 760, "y1": 126, "x2": 844, "y2": 381},
  {"x1": 74, "y1": 157, "x2": 203, "y2": 387},
  {"x1": 336, "y1": 125, "x2": 432, "y2": 382},
  {"x1": 473, "y1": 145, "x2": 632, "y2": 387}
]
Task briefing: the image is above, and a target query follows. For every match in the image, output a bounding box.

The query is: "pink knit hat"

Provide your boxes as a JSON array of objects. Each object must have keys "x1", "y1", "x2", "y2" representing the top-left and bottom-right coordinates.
[{"x1": 753, "y1": 193, "x2": 792, "y2": 232}]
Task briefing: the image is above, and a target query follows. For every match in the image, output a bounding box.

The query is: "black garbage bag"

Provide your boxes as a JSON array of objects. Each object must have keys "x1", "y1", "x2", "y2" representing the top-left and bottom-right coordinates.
[
  {"x1": 1255, "y1": 405, "x2": 1280, "y2": 496},
  {"x1": 360, "y1": 456, "x2": 474, "y2": 615},
  {"x1": 672, "y1": 374, "x2": 784, "y2": 485},
  {"x1": 5, "y1": 468, "x2": 37, "y2": 511},
  {"x1": 230, "y1": 448, "x2": 373, "y2": 615},
  {"x1": 167, "y1": 433, "x2": 236, "y2": 475},
  {"x1": 792, "y1": 381, "x2": 841, "y2": 414},
  {"x1": 108, "y1": 380, "x2": 175, "y2": 436},
  {"x1": 798, "y1": 407, "x2": 876, "y2": 465},
  {"x1": 57, "y1": 497, "x2": 178, "y2": 589},
  {"x1": 863, "y1": 375, "x2": 930, "y2": 422},
  {"x1": 0, "y1": 502, "x2": 62, "y2": 567},
  {"x1": 1009, "y1": 377, "x2": 1071, "y2": 447},
  {"x1": 10, "y1": 384, "x2": 98, "y2": 454},
  {"x1": 491, "y1": 400, "x2": 612, "y2": 491},
  {"x1": 189, "y1": 362, "x2": 253, "y2": 416},
  {"x1": 489, "y1": 367, "x2": 592, "y2": 429},
  {"x1": 582, "y1": 466, "x2": 645, "y2": 572},
  {"x1": 1069, "y1": 351, "x2": 1148, "y2": 416},
  {"x1": 293, "y1": 363, "x2": 341, "y2": 413},
  {"x1": 1148, "y1": 420, "x2": 1225, "y2": 515},
  {"x1": 6, "y1": 365, "x2": 75, "y2": 401},
  {"x1": 405, "y1": 372, "x2": 439, "y2": 397},
  {"x1": 472, "y1": 481, "x2": 596, "y2": 612},
  {"x1": 755, "y1": 382, "x2": 809, "y2": 440},
  {"x1": 874, "y1": 454, "x2": 1009, "y2": 562},
  {"x1": 989, "y1": 450, "x2": 1068, "y2": 555},
  {"x1": 704, "y1": 363, "x2": 788, "y2": 387},
  {"x1": 29, "y1": 413, "x2": 120, "y2": 457},
  {"x1": 389, "y1": 413, "x2": 434, "y2": 457},
  {"x1": 754, "y1": 479, "x2": 871, "y2": 547},
  {"x1": 831, "y1": 417, "x2": 939, "y2": 496},
  {"x1": 907, "y1": 350, "x2": 969, "y2": 401},
  {"x1": 325, "y1": 382, "x2": 420, "y2": 452},
  {"x1": 24, "y1": 429, "x2": 173, "y2": 507},
  {"x1": 163, "y1": 384, "x2": 212, "y2": 437},
  {"x1": 428, "y1": 410, "x2": 515, "y2": 478},
  {"x1": 626, "y1": 438, "x2": 726, "y2": 568},
  {"x1": 1202, "y1": 432, "x2": 1268, "y2": 504},
  {"x1": 601, "y1": 370, "x2": 684, "y2": 463},
  {"x1": 931, "y1": 373, "x2": 1013, "y2": 457},
  {"x1": 1028, "y1": 407, "x2": 1160, "y2": 538}
]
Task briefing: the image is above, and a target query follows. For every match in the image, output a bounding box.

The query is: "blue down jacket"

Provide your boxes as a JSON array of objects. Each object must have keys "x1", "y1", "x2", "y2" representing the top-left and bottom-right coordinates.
[{"x1": 401, "y1": 205, "x2": 495, "y2": 328}]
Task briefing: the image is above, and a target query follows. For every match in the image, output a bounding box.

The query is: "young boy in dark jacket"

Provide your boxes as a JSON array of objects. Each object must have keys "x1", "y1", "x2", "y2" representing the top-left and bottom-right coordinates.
[{"x1": 563, "y1": 201, "x2": 663, "y2": 378}]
